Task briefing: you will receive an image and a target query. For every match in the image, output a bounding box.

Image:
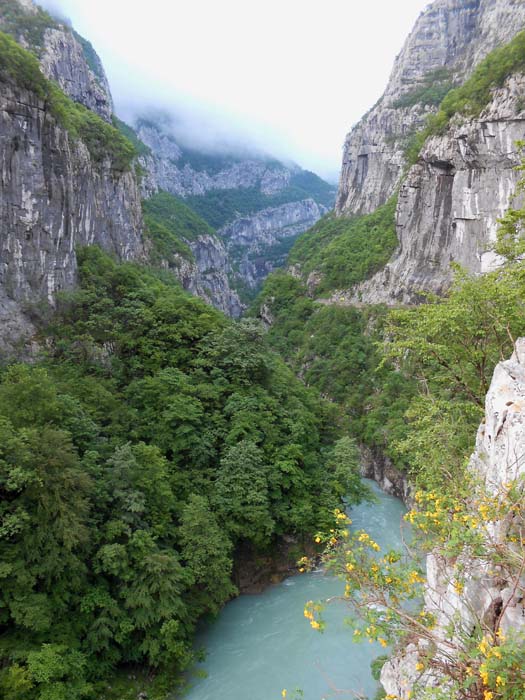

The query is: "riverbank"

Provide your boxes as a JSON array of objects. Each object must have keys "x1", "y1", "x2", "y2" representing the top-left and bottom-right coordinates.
[{"x1": 183, "y1": 480, "x2": 409, "y2": 700}]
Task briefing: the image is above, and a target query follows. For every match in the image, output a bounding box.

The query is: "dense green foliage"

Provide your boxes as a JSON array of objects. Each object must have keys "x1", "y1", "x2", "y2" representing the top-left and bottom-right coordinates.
[
  {"x1": 0, "y1": 0, "x2": 58, "y2": 52},
  {"x1": 392, "y1": 68, "x2": 453, "y2": 109},
  {"x1": 259, "y1": 256, "x2": 525, "y2": 487},
  {"x1": 142, "y1": 191, "x2": 218, "y2": 266},
  {"x1": 0, "y1": 31, "x2": 136, "y2": 171},
  {"x1": 0, "y1": 247, "x2": 366, "y2": 699},
  {"x1": 405, "y1": 30, "x2": 525, "y2": 165},
  {"x1": 185, "y1": 175, "x2": 334, "y2": 230},
  {"x1": 142, "y1": 189, "x2": 221, "y2": 266},
  {"x1": 287, "y1": 197, "x2": 398, "y2": 294},
  {"x1": 253, "y1": 273, "x2": 416, "y2": 462},
  {"x1": 112, "y1": 116, "x2": 152, "y2": 158},
  {"x1": 143, "y1": 191, "x2": 214, "y2": 243},
  {"x1": 289, "y1": 170, "x2": 336, "y2": 209},
  {"x1": 259, "y1": 157, "x2": 525, "y2": 487}
]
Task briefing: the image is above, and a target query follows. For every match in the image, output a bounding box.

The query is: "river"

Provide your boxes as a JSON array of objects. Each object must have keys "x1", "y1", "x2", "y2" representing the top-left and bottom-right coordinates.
[{"x1": 183, "y1": 479, "x2": 409, "y2": 700}]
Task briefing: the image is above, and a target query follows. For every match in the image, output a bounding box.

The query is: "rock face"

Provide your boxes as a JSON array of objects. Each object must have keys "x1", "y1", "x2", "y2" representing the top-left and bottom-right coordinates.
[
  {"x1": 170, "y1": 236, "x2": 243, "y2": 318},
  {"x1": 220, "y1": 199, "x2": 327, "y2": 289},
  {"x1": 137, "y1": 118, "x2": 293, "y2": 199},
  {"x1": 39, "y1": 28, "x2": 114, "y2": 121},
  {"x1": 0, "y1": 79, "x2": 145, "y2": 356},
  {"x1": 0, "y1": 0, "x2": 114, "y2": 121},
  {"x1": 336, "y1": 0, "x2": 525, "y2": 217},
  {"x1": 381, "y1": 338, "x2": 525, "y2": 699},
  {"x1": 137, "y1": 115, "x2": 332, "y2": 295},
  {"x1": 326, "y1": 74, "x2": 525, "y2": 306}
]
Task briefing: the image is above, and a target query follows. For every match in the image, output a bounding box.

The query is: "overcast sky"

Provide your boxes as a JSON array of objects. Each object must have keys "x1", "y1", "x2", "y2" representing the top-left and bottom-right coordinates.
[{"x1": 40, "y1": 0, "x2": 430, "y2": 181}]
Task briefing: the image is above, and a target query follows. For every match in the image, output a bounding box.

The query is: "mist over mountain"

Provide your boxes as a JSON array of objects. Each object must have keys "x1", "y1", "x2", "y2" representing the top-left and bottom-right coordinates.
[{"x1": 36, "y1": 0, "x2": 429, "y2": 180}]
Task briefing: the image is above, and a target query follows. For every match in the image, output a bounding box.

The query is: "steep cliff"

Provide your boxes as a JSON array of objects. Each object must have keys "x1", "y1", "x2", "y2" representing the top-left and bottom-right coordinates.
[
  {"x1": 0, "y1": 2, "x2": 244, "y2": 328},
  {"x1": 0, "y1": 40, "x2": 145, "y2": 355},
  {"x1": 336, "y1": 0, "x2": 525, "y2": 217},
  {"x1": 381, "y1": 338, "x2": 525, "y2": 699},
  {"x1": 0, "y1": 0, "x2": 113, "y2": 120},
  {"x1": 326, "y1": 73, "x2": 525, "y2": 305},
  {"x1": 220, "y1": 199, "x2": 327, "y2": 290}
]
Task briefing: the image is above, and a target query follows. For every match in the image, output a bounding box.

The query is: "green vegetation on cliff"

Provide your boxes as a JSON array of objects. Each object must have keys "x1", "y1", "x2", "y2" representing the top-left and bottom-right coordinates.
[
  {"x1": 0, "y1": 0, "x2": 58, "y2": 52},
  {"x1": 184, "y1": 172, "x2": 334, "y2": 230},
  {"x1": 0, "y1": 247, "x2": 367, "y2": 700},
  {"x1": 406, "y1": 29, "x2": 525, "y2": 164},
  {"x1": 287, "y1": 197, "x2": 398, "y2": 294},
  {"x1": 392, "y1": 68, "x2": 454, "y2": 109},
  {"x1": 0, "y1": 31, "x2": 136, "y2": 171},
  {"x1": 143, "y1": 191, "x2": 219, "y2": 266}
]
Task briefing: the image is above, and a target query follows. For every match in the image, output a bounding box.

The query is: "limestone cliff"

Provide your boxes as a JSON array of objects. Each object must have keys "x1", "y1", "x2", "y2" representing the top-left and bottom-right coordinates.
[
  {"x1": 336, "y1": 0, "x2": 525, "y2": 217},
  {"x1": 326, "y1": 73, "x2": 525, "y2": 305},
  {"x1": 136, "y1": 117, "x2": 294, "y2": 199},
  {"x1": 0, "y1": 0, "x2": 113, "y2": 120},
  {"x1": 381, "y1": 338, "x2": 525, "y2": 699},
  {"x1": 219, "y1": 199, "x2": 327, "y2": 290},
  {"x1": 154, "y1": 235, "x2": 243, "y2": 318},
  {"x1": 0, "y1": 78, "x2": 145, "y2": 355}
]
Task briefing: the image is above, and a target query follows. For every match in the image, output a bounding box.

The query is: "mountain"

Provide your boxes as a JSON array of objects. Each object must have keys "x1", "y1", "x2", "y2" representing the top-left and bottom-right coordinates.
[
  {"x1": 0, "y1": 0, "x2": 334, "y2": 358},
  {"x1": 286, "y1": 0, "x2": 525, "y2": 307},
  {"x1": 135, "y1": 113, "x2": 334, "y2": 300}
]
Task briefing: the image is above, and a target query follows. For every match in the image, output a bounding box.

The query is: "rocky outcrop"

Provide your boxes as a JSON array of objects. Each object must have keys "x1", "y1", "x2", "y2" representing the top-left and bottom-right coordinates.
[
  {"x1": 0, "y1": 0, "x2": 114, "y2": 120},
  {"x1": 336, "y1": 0, "x2": 525, "y2": 217},
  {"x1": 325, "y1": 73, "x2": 525, "y2": 307},
  {"x1": 381, "y1": 338, "x2": 525, "y2": 698},
  {"x1": 0, "y1": 79, "x2": 144, "y2": 354},
  {"x1": 39, "y1": 27, "x2": 114, "y2": 121},
  {"x1": 136, "y1": 119, "x2": 292, "y2": 198},
  {"x1": 220, "y1": 199, "x2": 327, "y2": 289},
  {"x1": 187, "y1": 235, "x2": 243, "y2": 317},
  {"x1": 359, "y1": 445, "x2": 412, "y2": 505}
]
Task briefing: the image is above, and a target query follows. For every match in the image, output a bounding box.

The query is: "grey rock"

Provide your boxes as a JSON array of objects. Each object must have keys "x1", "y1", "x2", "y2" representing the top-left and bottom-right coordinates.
[
  {"x1": 0, "y1": 288, "x2": 37, "y2": 360},
  {"x1": 382, "y1": 339, "x2": 525, "y2": 699},
  {"x1": 39, "y1": 27, "x2": 114, "y2": 121},
  {"x1": 1, "y1": 0, "x2": 114, "y2": 121},
  {"x1": 0, "y1": 80, "x2": 144, "y2": 317},
  {"x1": 324, "y1": 74, "x2": 525, "y2": 306},
  {"x1": 137, "y1": 120, "x2": 291, "y2": 198},
  {"x1": 220, "y1": 199, "x2": 326, "y2": 288},
  {"x1": 336, "y1": 0, "x2": 525, "y2": 217},
  {"x1": 188, "y1": 235, "x2": 243, "y2": 317}
]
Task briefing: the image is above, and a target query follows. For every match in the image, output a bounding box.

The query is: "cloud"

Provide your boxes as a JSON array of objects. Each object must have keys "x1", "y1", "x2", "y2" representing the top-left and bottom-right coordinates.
[{"x1": 35, "y1": 0, "x2": 429, "y2": 181}]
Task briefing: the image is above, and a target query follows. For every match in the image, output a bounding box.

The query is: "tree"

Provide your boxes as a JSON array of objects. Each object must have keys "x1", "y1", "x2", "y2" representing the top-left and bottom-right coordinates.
[
  {"x1": 178, "y1": 494, "x2": 236, "y2": 614},
  {"x1": 214, "y1": 440, "x2": 274, "y2": 546}
]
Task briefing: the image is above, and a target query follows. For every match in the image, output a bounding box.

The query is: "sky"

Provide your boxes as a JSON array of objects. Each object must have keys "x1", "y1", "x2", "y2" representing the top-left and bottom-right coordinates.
[{"x1": 39, "y1": 0, "x2": 430, "y2": 181}]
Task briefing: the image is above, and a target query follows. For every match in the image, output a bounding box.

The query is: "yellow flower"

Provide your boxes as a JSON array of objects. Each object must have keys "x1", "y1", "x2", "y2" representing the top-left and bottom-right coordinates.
[
  {"x1": 484, "y1": 692, "x2": 493, "y2": 700},
  {"x1": 478, "y1": 637, "x2": 489, "y2": 656},
  {"x1": 480, "y1": 666, "x2": 489, "y2": 686},
  {"x1": 315, "y1": 536, "x2": 321, "y2": 544},
  {"x1": 415, "y1": 662, "x2": 425, "y2": 671},
  {"x1": 282, "y1": 691, "x2": 287, "y2": 699},
  {"x1": 310, "y1": 620, "x2": 321, "y2": 630},
  {"x1": 378, "y1": 637, "x2": 388, "y2": 648},
  {"x1": 496, "y1": 676, "x2": 505, "y2": 687}
]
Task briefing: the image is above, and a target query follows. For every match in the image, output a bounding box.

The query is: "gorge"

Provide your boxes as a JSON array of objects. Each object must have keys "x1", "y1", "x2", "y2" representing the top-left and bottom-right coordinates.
[{"x1": 1, "y1": 1, "x2": 525, "y2": 700}]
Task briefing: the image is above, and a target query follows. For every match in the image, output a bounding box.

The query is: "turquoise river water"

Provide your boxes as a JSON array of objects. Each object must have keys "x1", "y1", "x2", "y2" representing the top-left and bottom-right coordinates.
[{"x1": 183, "y1": 480, "x2": 409, "y2": 700}]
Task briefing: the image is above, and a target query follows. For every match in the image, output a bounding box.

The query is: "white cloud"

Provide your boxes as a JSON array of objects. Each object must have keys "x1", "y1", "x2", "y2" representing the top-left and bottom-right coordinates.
[{"x1": 39, "y1": 0, "x2": 429, "y2": 180}]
